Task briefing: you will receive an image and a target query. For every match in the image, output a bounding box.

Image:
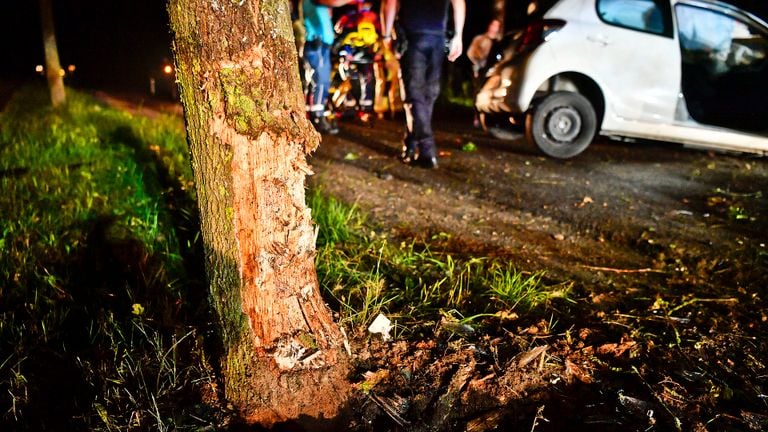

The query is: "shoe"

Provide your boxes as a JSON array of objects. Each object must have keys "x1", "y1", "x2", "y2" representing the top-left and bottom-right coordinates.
[
  {"x1": 311, "y1": 114, "x2": 339, "y2": 135},
  {"x1": 416, "y1": 155, "x2": 438, "y2": 169},
  {"x1": 400, "y1": 144, "x2": 416, "y2": 164}
]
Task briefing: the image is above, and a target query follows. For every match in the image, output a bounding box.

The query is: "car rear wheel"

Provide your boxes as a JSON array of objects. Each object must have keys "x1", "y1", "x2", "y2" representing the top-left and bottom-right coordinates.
[{"x1": 526, "y1": 91, "x2": 597, "y2": 159}]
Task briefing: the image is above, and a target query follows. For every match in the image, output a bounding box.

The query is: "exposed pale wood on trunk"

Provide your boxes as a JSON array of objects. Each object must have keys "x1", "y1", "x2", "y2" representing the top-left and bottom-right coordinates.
[{"x1": 167, "y1": 0, "x2": 349, "y2": 426}]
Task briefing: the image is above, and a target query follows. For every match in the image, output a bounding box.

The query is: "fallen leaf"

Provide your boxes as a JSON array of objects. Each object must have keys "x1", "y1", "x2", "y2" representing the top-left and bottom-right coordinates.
[
  {"x1": 440, "y1": 317, "x2": 475, "y2": 336},
  {"x1": 495, "y1": 310, "x2": 519, "y2": 321},
  {"x1": 415, "y1": 340, "x2": 436, "y2": 350},
  {"x1": 518, "y1": 345, "x2": 548, "y2": 368},
  {"x1": 565, "y1": 359, "x2": 593, "y2": 384},
  {"x1": 468, "y1": 373, "x2": 496, "y2": 391},
  {"x1": 576, "y1": 196, "x2": 594, "y2": 208},
  {"x1": 360, "y1": 369, "x2": 391, "y2": 388},
  {"x1": 597, "y1": 340, "x2": 637, "y2": 357}
]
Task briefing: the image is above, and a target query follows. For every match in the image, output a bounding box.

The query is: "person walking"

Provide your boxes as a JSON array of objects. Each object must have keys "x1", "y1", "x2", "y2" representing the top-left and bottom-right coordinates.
[
  {"x1": 303, "y1": 0, "x2": 358, "y2": 134},
  {"x1": 382, "y1": 0, "x2": 466, "y2": 168}
]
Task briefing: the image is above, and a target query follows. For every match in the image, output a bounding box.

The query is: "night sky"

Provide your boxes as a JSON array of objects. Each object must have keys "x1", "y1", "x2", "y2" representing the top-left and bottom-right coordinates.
[
  {"x1": 1, "y1": 0, "x2": 766, "y2": 93},
  {"x1": 1, "y1": 0, "x2": 172, "y2": 92}
]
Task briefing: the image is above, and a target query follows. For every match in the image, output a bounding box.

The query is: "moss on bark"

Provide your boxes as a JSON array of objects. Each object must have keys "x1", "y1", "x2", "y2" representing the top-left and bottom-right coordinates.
[{"x1": 167, "y1": 0, "x2": 349, "y2": 425}]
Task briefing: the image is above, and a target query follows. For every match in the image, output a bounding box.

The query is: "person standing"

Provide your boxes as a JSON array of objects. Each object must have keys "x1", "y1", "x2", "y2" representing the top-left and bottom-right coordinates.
[
  {"x1": 468, "y1": 19, "x2": 501, "y2": 78},
  {"x1": 382, "y1": 0, "x2": 466, "y2": 168},
  {"x1": 303, "y1": 0, "x2": 358, "y2": 134},
  {"x1": 467, "y1": 18, "x2": 501, "y2": 127}
]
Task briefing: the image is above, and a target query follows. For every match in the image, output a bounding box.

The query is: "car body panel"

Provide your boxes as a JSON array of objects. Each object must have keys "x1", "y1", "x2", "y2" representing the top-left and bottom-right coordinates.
[
  {"x1": 474, "y1": 0, "x2": 768, "y2": 156},
  {"x1": 585, "y1": 0, "x2": 681, "y2": 124},
  {"x1": 602, "y1": 115, "x2": 768, "y2": 154}
]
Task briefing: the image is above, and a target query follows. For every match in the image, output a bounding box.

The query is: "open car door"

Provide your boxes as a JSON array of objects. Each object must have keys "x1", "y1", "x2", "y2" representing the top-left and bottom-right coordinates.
[{"x1": 676, "y1": 1, "x2": 768, "y2": 133}]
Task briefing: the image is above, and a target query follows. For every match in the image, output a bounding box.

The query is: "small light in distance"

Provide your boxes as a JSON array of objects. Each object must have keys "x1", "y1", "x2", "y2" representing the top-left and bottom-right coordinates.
[
  {"x1": 163, "y1": 65, "x2": 173, "y2": 75},
  {"x1": 67, "y1": 64, "x2": 76, "y2": 73},
  {"x1": 35, "y1": 65, "x2": 44, "y2": 73}
]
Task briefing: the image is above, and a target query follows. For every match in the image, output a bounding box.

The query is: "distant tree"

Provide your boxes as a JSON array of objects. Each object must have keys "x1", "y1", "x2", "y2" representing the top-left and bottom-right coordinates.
[
  {"x1": 167, "y1": 0, "x2": 349, "y2": 427},
  {"x1": 38, "y1": 0, "x2": 65, "y2": 107}
]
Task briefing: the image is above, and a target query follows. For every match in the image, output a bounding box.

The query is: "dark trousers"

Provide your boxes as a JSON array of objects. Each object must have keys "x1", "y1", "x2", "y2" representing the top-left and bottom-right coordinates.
[{"x1": 400, "y1": 31, "x2": 445, "y2": 158}]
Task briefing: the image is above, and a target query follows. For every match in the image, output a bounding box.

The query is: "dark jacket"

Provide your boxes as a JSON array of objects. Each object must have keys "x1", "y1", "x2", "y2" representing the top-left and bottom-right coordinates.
[{"x1": 398, "y1": 0, "x2": 450, "y2": 35}]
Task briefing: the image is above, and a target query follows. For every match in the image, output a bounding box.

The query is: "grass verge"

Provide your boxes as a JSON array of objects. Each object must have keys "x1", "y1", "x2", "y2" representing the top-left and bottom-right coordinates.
[
  {"x1": 309, "y1": 188, "x2": 570, "y2": 338},
  {"x1": 0, "y1": 85, "x2": 213, "y2": 431},
  {"x1": 0, "y1": 84, "x2": 564, "y2": 429}
]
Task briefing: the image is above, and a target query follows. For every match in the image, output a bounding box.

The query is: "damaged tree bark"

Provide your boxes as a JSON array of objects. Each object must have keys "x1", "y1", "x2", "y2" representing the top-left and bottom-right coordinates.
[{"x1": 167, "y1": 0, "x2": 349, "y2": 426}]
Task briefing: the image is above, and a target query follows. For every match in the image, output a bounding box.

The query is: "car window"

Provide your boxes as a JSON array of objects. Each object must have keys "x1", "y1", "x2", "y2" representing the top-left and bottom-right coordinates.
[
  {"x1": 676, "y1": 4, "x2": 767, "y2": 75},
  {"x1": 676, "y1": 4, "x2": 768, "y2": 131},
  {"x1": 596, "y1": 0, "x2": 672, "y2": 37}
]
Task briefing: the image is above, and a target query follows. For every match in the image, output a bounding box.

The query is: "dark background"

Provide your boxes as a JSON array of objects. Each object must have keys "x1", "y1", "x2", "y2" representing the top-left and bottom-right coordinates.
[
  {"x1": 0, "y1": 0, "x2": 173, "y2": 92},
  {"x1": 1, "y1": 0, "x2": 766, "y2": 94}
]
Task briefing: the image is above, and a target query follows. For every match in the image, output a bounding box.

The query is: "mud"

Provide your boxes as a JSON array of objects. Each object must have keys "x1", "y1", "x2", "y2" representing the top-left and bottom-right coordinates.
[{"x1": 310, "y1": 111, "x2": 768, "y2": 431}]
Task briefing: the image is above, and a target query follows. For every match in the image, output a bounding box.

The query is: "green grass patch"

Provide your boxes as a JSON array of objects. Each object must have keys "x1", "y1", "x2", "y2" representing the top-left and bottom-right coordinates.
[
  {"x1": 309, "y1": 189, "x2": 569, "y2": 337},
  {"x1": 0, "y1": 85, "x2": 210, "y2": 431}
]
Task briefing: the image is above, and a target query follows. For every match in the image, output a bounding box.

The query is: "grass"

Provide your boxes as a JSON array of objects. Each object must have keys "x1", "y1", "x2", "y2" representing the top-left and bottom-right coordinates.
[
  {"x1": 0, "y1": 84, "x2": 564, "y2": 429},
  {"x1": 308, "y1": 189, "x2": 569, "y2": 336},
  {"x1": 0, "y1": 85, "x2": 211, "y2": 431}
]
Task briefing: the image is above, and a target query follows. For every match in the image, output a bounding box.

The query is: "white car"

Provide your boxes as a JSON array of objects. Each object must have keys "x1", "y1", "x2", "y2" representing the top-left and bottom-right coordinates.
[{"x1": 475, "y1": 0, "x2": 768, "y2": 158}]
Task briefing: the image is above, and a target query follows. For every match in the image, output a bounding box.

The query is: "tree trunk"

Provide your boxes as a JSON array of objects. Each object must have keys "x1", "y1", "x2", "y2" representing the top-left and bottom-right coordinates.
[
  {"x1": 167, "y1": 0, "x2": 349, "y2": 426},
  {"x1": 38, "y1": 0, "x2": 66, "y2": 107}
]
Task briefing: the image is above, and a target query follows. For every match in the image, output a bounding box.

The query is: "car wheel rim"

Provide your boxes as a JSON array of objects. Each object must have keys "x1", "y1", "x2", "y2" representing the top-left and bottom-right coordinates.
[{"x1": 546, "y1": 106, "x2": 581, "y2": 143}]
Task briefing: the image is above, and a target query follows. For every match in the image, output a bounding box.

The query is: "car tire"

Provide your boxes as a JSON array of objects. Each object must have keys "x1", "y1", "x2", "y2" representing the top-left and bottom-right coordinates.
[{"x1": 525, "y1": 91, "x2": 597, "y2": 159}]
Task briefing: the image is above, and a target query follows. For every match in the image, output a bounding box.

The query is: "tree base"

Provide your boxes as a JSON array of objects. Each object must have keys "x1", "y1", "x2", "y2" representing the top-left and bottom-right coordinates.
[{"x1": 227, "y1": 346, "x2": 352, "y2": 430}]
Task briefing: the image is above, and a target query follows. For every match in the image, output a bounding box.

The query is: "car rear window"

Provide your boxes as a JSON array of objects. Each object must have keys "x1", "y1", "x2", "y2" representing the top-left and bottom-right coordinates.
[{"x1": 596, "y1": 0, "x2": 673, "y2": 37}]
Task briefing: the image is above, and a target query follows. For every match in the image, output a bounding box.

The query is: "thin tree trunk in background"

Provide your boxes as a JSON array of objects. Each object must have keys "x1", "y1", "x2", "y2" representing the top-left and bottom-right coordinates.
[
  {"x1": 167, "y1": 0, "x2": 349, "y2": 427},
  {"x1": 38, "y1": 0, "x2": 65, "y2": 107}
]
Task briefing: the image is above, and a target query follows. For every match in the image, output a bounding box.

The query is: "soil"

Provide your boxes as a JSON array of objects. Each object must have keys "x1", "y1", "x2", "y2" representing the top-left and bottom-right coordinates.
[
  {"x1": 97, "y1": 93, "x2": 768, "y2": 431},
  {"x1": 308, "y1": 110, "x2": 768, "y2": 431}
]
